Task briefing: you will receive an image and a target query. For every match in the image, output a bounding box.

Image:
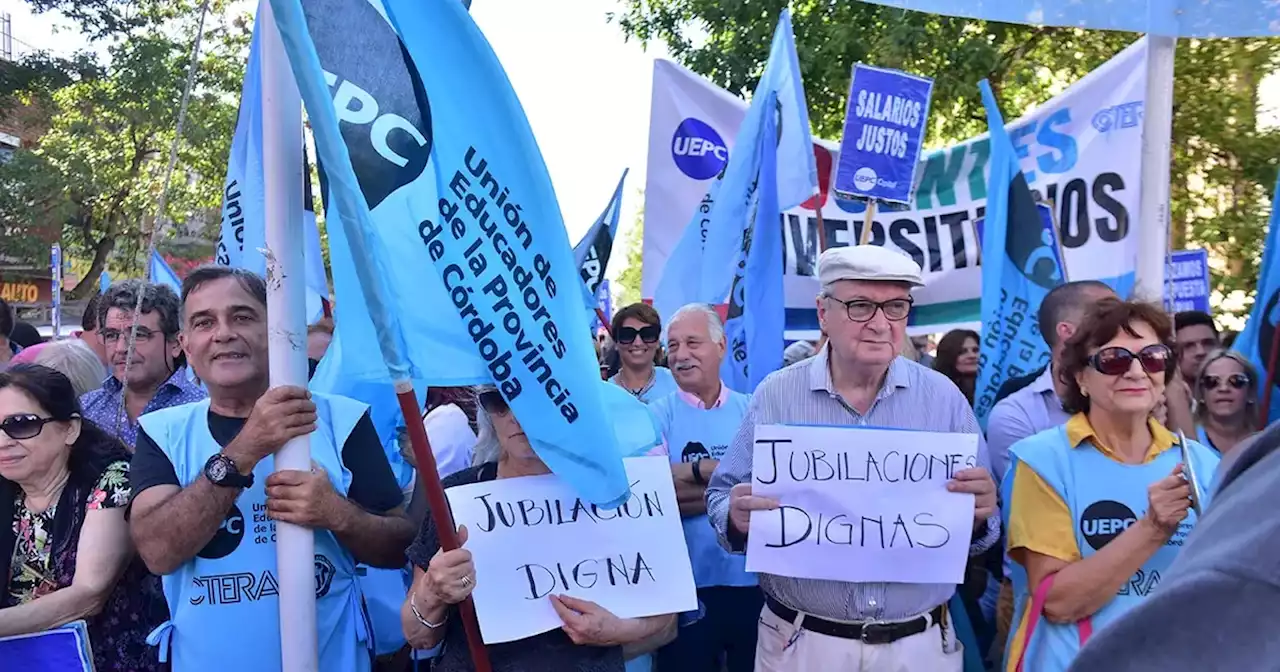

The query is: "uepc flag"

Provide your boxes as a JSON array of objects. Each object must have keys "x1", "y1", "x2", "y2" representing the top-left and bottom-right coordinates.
[
  {"x1": 1234, "y1": 174, "x2": 1280, "y2": 424},
  {"x1": 269, "y1": 0, "x2": 631, "y2": 507},
  {"x1": 834, "y1": 65, "x2": 933, "y2": 204},
  {"x1": 574, "y1": 169, "x2": 627, "y2": 307},
  {"x1": 721, "y1": 91, "x2": 786, "y2": 393},
  {"x1": 974, "y1": 80, "x2": 1066, "y2": 426}
]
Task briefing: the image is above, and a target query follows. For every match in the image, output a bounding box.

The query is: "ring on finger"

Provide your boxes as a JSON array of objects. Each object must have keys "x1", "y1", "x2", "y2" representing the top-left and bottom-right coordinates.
[{"x1": 460, "y1": 575, "x2": 473, "y2": 588}]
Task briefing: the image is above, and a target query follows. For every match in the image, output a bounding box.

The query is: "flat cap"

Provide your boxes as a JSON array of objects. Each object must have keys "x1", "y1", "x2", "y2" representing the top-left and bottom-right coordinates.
[{"x1": 817, "y1": 245, "x2": 924, "y2": 289}]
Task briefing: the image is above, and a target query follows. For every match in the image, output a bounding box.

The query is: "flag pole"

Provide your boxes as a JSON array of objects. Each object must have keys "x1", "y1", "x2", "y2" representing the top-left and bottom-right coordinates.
[
  {"x1": 1135, "y1": 35, "x2": 1176, "y2": 301},
  {"x1": 394, "y1": 384, "x2": 492, "y2": 672},
  {"x1": 261, "y1": 1, "x2": 317, "y2": 669}
]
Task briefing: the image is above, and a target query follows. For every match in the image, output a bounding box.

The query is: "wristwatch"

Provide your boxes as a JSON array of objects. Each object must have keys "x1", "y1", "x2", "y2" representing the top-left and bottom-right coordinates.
[{"x1": 204, "y1": 454, "x2": 254, "y2": 489}]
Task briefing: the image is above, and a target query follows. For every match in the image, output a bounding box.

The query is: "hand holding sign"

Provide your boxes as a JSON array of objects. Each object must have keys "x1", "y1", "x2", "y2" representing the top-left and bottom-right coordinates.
[
  {"x1": 424, "y1": 525, "x2": 476, "y2": 605},
  {"x1": 946, "y1": 467, "x2": 997, "y2": 524},
  {"x1": 551, "y1": 594, "x2": 639, "y2": 647},
  {"x1": 729, "y1": 482, "x2": 780, "y2": 537},
  {"x1": 1144, "y1": 466, "x2": 1193, "y2": 538}
]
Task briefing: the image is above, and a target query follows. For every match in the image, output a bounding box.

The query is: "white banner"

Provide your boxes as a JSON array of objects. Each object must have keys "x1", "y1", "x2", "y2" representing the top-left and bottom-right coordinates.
[
  {"x1": 644, "y1": 39, "x2": 1147, "y2": 328},
  {"x1": 444, "y1": 456, "x2": 697, "y2": 644},
  {"x1": 746, "y1": 425, "x2": 979, "y2": 585}
]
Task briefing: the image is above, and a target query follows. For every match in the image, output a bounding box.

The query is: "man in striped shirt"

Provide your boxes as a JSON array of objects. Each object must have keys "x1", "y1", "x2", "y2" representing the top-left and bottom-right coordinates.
[{"x1": 706, "y1": 245, "x2": 999, "y2": 671}]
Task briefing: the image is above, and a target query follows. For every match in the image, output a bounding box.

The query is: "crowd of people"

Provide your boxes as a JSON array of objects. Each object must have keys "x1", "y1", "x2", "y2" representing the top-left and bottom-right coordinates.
[{"x1": 0, "y1": 245, "x2": 1272, "y2": 672}]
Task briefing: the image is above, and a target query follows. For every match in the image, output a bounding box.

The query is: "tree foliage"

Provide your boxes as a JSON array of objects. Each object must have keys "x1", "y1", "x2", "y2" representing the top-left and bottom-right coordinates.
[
  {"x1": 615, "y1": 199, "x2": 645, "y2": 307},
  {"x1": 0, "y1": 9, "x2": 243, "y2": 298},
  {"x1": 613, "y1": 1, "x2": 1280, "y2": 319}
]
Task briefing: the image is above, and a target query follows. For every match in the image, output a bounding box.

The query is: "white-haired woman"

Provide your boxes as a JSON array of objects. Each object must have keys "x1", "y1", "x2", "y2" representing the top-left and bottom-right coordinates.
[
  {"x1": 401, "y1": 386, "x2": 677, "y2": 671},
  {"x1": 33, "y1": 340, "x2": 109, "y2": 398},
  {"x1": 1192, "y1": 349, "x2": 1259, "y2": 456}
]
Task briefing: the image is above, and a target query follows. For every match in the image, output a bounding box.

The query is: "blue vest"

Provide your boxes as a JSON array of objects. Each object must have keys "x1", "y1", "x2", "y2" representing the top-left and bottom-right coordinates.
[
  {"x1": 1004, "y1": 425, "x2": 1219, "y2": 671},
  {"x1": 613, "y1": 367, "x2": 679, "y2": 404},
  {"x1": 649, "y1": 390, "x2": 755, "y2": 589},
  {"x1": 138, "y1": 394, "x2": 373, "y2": 672}
]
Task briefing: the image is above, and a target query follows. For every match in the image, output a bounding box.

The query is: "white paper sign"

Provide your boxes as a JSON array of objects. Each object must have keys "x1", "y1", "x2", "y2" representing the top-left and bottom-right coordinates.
[
  {"x1": 746, "y1": 425, "x2": 978, "y2": 584},
  {"x1": 445, "y1": 456, "x2": 698, "y2": 644}
]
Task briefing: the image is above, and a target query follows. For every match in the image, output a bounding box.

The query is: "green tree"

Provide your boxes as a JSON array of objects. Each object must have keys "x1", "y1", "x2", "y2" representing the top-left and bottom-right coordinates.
[
  {"x1": 615, "y1": 200, "x2": 645, "y2": 307},
  {"x1": 613, "y1": 2, "x2": 1280, "y2": 319},
  {"x1": 0, "y1": 17, "x2": 242, "y2": 298}
]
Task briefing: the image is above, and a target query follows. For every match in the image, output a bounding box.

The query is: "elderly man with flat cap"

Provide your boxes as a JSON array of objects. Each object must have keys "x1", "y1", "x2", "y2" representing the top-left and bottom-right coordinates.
[{"x1": 706, "y1": 245, "x2": 999, "y2": 671}]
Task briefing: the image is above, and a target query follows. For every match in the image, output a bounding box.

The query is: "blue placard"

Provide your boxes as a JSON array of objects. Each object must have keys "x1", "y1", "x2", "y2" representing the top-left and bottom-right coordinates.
[
  {"x1": 973, "y1": 203, "x2": 1065, "y2": 273},
  {"x1": 0, "y1": 620, "x2": 94, "y2": 671},
  {"x1": 1166, "y1": 248, "x2": 1211, "y2": 313},
  {"x1": 833, "y1": 64, "x2": 934, "y2": 204}
]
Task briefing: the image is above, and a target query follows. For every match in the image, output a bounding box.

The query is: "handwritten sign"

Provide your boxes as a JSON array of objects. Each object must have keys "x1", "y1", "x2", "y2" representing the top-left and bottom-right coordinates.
[
  {"x1": 833, "y1": 64, "x2": 934, "y2": 204},
  {"x1": 445, "y1": 456, "x2": 697, "y2": 644},
  {"x1": 746, "y1": 425, "x2": 978, "y2": 584},
  {"x1": 1165, "y1": 248, "x2": 1210, "y2": 313}
]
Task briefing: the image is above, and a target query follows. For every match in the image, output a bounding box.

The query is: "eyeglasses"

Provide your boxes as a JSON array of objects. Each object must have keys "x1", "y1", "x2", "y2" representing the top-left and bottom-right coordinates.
[
  {"x1": 616, "y1": 325, "x2": 661, "y2": 345},
  {"x1": 1201, "y1": 373, "x2": 1250, "y2": 391},
  {"x1": 0, "y1": 414, "x2": 65, "y2": 440},
  {"x1": 478, "y1": 389, "x2": 511, "y2": 416},
  {"x1": 100, "y1": 327, "x2": 159, "y2": 344},
  {"x1": 1087, "y1": 344, "x2": 1173, "y2": 376},
  {"x1": 825, "y1": 296, "x2": 913, "y2": 322}
]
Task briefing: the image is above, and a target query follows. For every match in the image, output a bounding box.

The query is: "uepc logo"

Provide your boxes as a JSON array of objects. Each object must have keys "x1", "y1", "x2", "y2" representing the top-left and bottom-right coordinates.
[
  {"x1": 672, "y1": 118, "x2": 728, "y2": 180},
  {"x1": 1079, "y1": 500, "x2": 1138, "y2": 550},
  {"x1": 199, "y1": 504, "x2": 245, "y2": 560}
]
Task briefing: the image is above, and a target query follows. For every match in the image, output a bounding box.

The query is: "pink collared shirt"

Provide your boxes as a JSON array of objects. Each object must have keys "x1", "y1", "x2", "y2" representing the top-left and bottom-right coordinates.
[{"x1": 676, "y1": 381, "x2": 732, "y2": 410}]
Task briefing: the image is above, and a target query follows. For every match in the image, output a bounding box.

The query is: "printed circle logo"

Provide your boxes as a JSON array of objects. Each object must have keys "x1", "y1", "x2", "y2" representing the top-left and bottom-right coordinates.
[
  {"x1": 681, "y1": 441, "x2": 711, "y2": 463},
  {"x1": 671, "y1": 118, "x2": 728, "y2": 180},
  {"x1": 314, "y1": 555, "x2": 336, "y2": 598},
  {"x1": 198, "y1": 504, "x2": 245, "y2": 559},
  {"x1": 853, "y1": 167, "x2": 878, "y2": 192},
  {"x1": 1079, "y1": 500, "x2": 1138, "y2": 551}
]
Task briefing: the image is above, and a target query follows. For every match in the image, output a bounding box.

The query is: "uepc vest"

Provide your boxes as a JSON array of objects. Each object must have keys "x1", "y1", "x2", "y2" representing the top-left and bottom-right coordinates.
[
  {"x1": 139, "y1": 395, "x2": 373, "y2": 672},
  {"x1": 1003, "y1": 425, "x2": 1219, "y2": 671}
]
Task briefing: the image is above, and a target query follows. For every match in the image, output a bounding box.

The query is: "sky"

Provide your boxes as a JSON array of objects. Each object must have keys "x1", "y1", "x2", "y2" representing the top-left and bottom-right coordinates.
[{"x1": 0, "y1": 0, "x2": 668, "y2": 284}]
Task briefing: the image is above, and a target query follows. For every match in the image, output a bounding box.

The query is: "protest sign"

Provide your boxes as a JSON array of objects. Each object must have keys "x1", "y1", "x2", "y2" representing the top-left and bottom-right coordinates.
[
  {"x1": 1165, "y1": 248, "x2": 1210, "y2": 313},
  {"x1": 445, "y1": 456, "x2": 697, "y2": 644},
  {"x1": 0, "y1": 620, "x2": 94, "y2": 671},
  {"x1": 745, "y1": 425, "x2": 978, "y2": 584},
  {"x1": 644, "y1": 38, "x2": 1148, "y2": 330},
  {"x1": 834, "y1": 65, "x2": 933, "y2": 204}
]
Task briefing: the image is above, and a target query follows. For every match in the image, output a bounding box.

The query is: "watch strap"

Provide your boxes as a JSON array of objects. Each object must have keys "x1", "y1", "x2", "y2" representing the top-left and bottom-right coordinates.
[{"x1": 206, "y1": 454, "x2": 254, "y2": 489}]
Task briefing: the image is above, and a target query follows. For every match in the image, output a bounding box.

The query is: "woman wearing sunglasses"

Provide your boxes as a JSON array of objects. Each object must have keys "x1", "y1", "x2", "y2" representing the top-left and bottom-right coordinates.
[
  {"x1": 608, "y1": 303, "x2": 678, "y2": 403},
  {"x1": 1001, "y1": 299, "x2": 1219, "y2": 672},
  {"x1": 1192, "y1": 350, "x2": 1259, "y2": 456},
  {"x1": 402, "y1": 385, "x2": 678, "y2": 671},
  {"x1": 0, "y1": 364, "x2": 166, "y2": 670}
]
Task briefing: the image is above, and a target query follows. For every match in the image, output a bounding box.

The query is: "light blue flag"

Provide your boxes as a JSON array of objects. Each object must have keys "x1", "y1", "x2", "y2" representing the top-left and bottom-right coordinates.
[
  {"x1": 98, "y1": 271, "x2": 110, "y2": 294},
  {"x1": 269, "y1": 0, "x2": 631, "y2": 507},
  {"x1": 973, "y1": 80, "x2": 1066, "y2": 427},
  {"x1": 149, "y1": 251, "x2": 182, "y2": 296},
  {"x1": 721, "y1": 91, "x2": 785, "y2": 393},
  {"x1": 696, "y1": 9, "x2": 816, "y2": 304},
  {"x1": 574, "y1": 169, "x2": 627, "y2": 309},
  {"x1": 857, "y1": 0, "x2": 1280, "y2": 38},
  {"x1": 1233, "y1": 173, "x2": 1280, "y2": 425}
]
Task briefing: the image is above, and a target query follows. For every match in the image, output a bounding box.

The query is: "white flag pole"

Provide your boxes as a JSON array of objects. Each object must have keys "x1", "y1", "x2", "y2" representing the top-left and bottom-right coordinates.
[
  {"x1": 1136, "y1": 34, "x2": 1176, "y2": 302},
  {"x1": 260, "y1": 1, "x2": 316, "y2": 669}
]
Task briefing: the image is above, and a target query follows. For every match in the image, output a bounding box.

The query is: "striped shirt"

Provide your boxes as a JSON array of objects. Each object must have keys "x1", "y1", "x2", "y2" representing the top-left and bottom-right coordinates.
[{"x1": 706, "y1": 345, "x2": 1000, "y2": 622}]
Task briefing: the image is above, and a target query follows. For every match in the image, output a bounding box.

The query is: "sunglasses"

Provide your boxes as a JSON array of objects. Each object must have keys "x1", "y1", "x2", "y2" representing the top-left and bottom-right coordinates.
[
  {"x1": 0, "y1": 414, "x2": 65, "y2": 440},
  {"x1": 616, "y1": 325, "x2": 661, "y2": 345},
  {"x1": 1087, "y1": 344, "x2": 1173, "y2": 376},
  {"x1": 1201, "y1": 373, "x2": 1250, "y2": 391},
  {"x1": 478, "y1": 389, "x2": 511, "y2": 416}
]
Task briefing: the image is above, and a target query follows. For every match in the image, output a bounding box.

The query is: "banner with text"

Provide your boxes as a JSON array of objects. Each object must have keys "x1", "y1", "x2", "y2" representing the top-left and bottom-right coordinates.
[
  {"x1": 746, "y1": 425, "x2": 978, "y2": 585},
  {"x1": 1165, "y1": 248, "x2": 1210, "y2": 313},
  {"x1": 445, "y1": 456, "x2": 697, "y2": 644},
  {"x1": 645, "y1": 39, "x2": 1147, "y2": 329},
  {"x1": 834, "y1": 65, "x2": 933, "y2": 203}
]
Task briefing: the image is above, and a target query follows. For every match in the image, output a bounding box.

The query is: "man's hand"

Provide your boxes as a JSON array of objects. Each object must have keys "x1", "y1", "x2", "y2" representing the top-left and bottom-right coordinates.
[
  {"x1": 265, "y1": 466, "x2": 348, "y2": 531},
  {"x1": 223, "y1": 386, "x2": 317, "y2": 473},
  {"x1": 728, "y1": 483, "x2": 780, "y2": 537},
  {"x1": 947, "y1": 467, "x2": 997, "y2": 524},
  {"x1": 551, "y1": 594, "x2": 639, "y2": 647}
]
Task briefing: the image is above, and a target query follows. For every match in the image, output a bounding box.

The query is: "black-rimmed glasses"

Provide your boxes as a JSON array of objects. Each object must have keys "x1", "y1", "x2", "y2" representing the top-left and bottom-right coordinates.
[{"x1": 824, "y1": 296, "x2": 913, "y2": 322}]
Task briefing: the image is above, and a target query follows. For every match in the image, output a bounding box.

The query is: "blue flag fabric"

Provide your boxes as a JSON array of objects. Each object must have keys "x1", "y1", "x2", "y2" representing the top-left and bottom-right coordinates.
[
  {"x1": 268, "y1": 0, "x2": 631, "y2": 507},
  {"x1": 973, "y1": 80, "x2": 1066, "y2": 427},
  {"x1": 574, "y1": 169, "x2": 627, "y2": 309},
  {"x1": 697, "y1": 10, "x2": 816, "y2": 304},
  {"x1": 721, "y1": 91, "x2": 785, "y2": 393},
  {"x1": 98, "y1": 271, "x2": 110, "y2": 294},
  {"x1": 149, "y1": 251, "x2": 182, "y2": 296},
  {"x1": 1233, "y1": 174, "x2": 1280, "y2": 425},
  {"x1": 856, "y1": 0, "x2": 1280, "y2": 38}
]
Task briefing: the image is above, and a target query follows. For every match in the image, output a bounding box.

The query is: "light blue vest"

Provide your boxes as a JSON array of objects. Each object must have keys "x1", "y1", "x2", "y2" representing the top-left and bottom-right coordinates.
[
  {"x1": 649, "y1": 389, "x2": 755, "y2": 589},
  {"x1": 138, "y1": 395, "x2": 373, "y2": 672},
  {"x1": 612, "y1": 367, "x2": 679, "y2": 404},
  {"x1": 1003, "y1": 425, "x2": 1219, "y2": 671}
]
